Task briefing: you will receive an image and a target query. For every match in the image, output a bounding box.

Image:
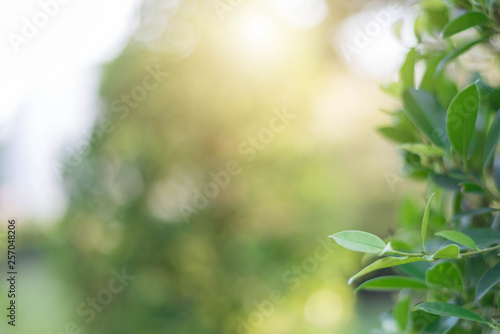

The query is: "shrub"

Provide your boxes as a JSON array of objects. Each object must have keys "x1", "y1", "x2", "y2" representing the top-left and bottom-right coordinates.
[{"x1": 331, "y1": 1, "x2": 500, "y2": 333}]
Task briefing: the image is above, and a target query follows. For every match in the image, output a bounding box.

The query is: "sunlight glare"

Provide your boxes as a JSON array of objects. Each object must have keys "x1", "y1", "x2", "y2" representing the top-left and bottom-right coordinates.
[{"x1": 235, "y1": 14, "x2": 280, "y2": 58}]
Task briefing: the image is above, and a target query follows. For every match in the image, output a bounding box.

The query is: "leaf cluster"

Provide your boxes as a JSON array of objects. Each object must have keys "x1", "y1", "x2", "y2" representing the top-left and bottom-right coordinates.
[{"x1": 333, "y1": 1, "x2": 500, "y2": 332}]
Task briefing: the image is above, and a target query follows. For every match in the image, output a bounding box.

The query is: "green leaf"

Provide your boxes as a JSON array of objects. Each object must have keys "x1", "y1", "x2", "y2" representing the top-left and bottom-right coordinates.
[
  {"x1": 497, "y1": 292, "x2": 500, "y2": 312},
  {"x1": 475, "y1": 262, "x2": 500, "y2": 305},
  {"x1": 431, "y1": 244, "x2": 460, "y2": 259},
  {"x1": 329, "y1": 230, "x2": 386, "y2": 254},
  {"x1": 430, "y1": 173, "x2": 463, "y2": 192},
  {"x1": 380, "y1": 82, "x2": 402, "y2": 98},
  {"x1": 415, "y1": 302, "x2": 490, "y2": 325},
  {"x1": 422, "y1": 193, "x2": 436, "y2": 253},
  {"x1": 377, "y1": 126, "x2": 416, "y2": 144},
  {"x1": 402, "y1": 89, "x2": 449, "y2": 148},
  {"x1": 410, "y1": 310, "x2": 439, "y2": 332},
  {"x1": 435, "y1": 230, "x2": 479, "y2": 250},
  {"x1": 441, "y1": 12, "x2": 489, "y2": 38},
  {"x1": 400, "y1": 49, "x2": 415, "y2": 90},
  {"x1": 348, "y1": 257, "x2": 429, "y2": 285},
  {"x1": 464, "y1": 228, "x2": 500, "y2": 247},
  {"x1": 393, "y1": 295, "x2": 410, "y2": 331},
  {"x1": 401, "y1": 144, "x2": 446, "y2": 157},
  {"x1": 354, "y1": 276, "x2": 428, "y2": 293},
  {"x1": 396, "y1": 261, "x2": 432, "y2": 281},
  {"x1": 436, "y1": 37, "x2": 489, "y2": 74},
  {"x1": 420, "y1": 54, "x2": 442, "y2": 92},
  {"x1": 459, "y1": 182, "x2": 485, "y2": 195},
  {"x1": 426, "y1": 262, "x2": 463, "y2": 292},
  {"x1": 446, "y1": 83, "x2": 479, "y2": 158},
  {"x1": 483, "y1": 111, "x2": 500, "y2": 170},
  {"x1": 452, "y1": 208, "x2": 499, "y2": 220}
]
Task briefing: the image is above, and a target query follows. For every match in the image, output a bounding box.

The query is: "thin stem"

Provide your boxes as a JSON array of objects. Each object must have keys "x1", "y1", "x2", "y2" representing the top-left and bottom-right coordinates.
[
  {"x1": 387, "y1": 250, "x2": 425, "y2": 257},
  {"x1": 460, "y1": 244, "x2": 500, "y2": 257},
  {"x1": 387, "y1": 245, "x2": 500, "y2": 259}
]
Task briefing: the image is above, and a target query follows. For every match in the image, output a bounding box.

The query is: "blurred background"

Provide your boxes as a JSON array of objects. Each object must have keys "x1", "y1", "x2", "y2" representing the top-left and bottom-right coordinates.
[{"x1": 0, "y1": 0, "x2": 425, "y2": 333}]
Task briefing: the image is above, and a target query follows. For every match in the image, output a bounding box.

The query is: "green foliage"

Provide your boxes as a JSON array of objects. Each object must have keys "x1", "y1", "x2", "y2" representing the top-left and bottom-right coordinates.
[
  {"x1": 330, "y1": 231, "x2": 387, "y2": 254},
  {"x1": 331, "y1": 1, "x2": 500, "y2": 332}
]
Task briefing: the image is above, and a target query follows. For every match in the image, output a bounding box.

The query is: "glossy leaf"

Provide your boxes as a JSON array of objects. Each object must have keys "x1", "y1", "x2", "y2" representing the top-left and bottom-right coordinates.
[
  {"x1": 483, "y1": 111, "x2": 500, "y2": 169},
  {"x1": 475, "y1": 262, "x2": 500, "y2": 305},
  {"x1": 426, "y1": 262, "x2": 463, "y2": 292},
  {"x1": 329, "y1": 230, "x2": 386, "y2": 254},
  {"x1": 396, "y1": 261, "x2": 431, "y2": 281},
  {"x1": 377, "y1": 126, "x2": 416, "y2": 144},
  {"x1": 422, "y1": 193, "x2": 435, "y2": 253},
  {"x1": 348, "y1": 257, "x2": 429, "y2": 285},
  {"x1": 435, "y1": 230, "x2": 478, "y2": 250},
  {"x1": 497, "y1": 292, "x2": 500, "y2": 312},
  {"x1": 401, "y1": 144, "x2": 446, "y2": 157},
  {"x1": 446, "y1": 83, "x2": 479, "y2": 157},
  {"x1": 441, "y1": 12, "x2": 489, "y2": 38},
  {"x1": 354, "y1": 276, "x2": 428, "y2": 293},
  {"x1": 431, "y1": 244, "x2": 460, "y2": 259},
  {"x1": 415, "y1": 302, "x2": 489, "y2": 325},
  {"x1": 402, "y1": 89, "x2": 449, "y2": 148},
  {"x1": 410, "y1": 310, "x2": 439, "y2": 332},
  {"x1": 393, "y1": 295, "x2": 410, "y2": 331},
  {"x1": 464, "y1": 228, "x2": 500, "y2": 247},
  {"x1": 400, "y1": 49, "x2": 415, "y2": 90}
]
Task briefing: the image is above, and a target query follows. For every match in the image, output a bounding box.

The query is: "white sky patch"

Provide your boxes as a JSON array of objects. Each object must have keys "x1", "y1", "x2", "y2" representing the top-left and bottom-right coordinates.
[
  {"x1": 0, "y1": 0, "x2": 142, "y2": 224},
  {"x1": 334, "y1": 1, "x2": 417, "y2": 78}
]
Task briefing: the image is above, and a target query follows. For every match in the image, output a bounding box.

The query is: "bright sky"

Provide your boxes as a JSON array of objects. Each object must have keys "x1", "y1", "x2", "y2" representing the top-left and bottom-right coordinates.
[{"x1": 0, "y1": 0, "x2": 142, "y2": 223}]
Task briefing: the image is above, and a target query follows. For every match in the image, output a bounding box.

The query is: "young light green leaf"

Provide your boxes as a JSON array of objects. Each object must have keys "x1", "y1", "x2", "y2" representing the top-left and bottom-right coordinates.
[
  {"x1": 475, "y1": 262, "x2": 500, "y2": 305},
  {"x1": 414, "y1": 302, "x2": 490, "y2": 325},
  {"x1": 329, "y1": 230, "x2": 386, "y2": 254},
  {"x1": 393, "y1": 295, "x2": 410, "y2": 331},
  {"x1": 426, "y1": 262, "x2": 463, "y2": 292},
  {"x1": 441, "y1": 12, "x2": 489, "y2": 38},
  {"x1": 348, "y1": 257, "x2": 429, "y2": 285},
  {"x1": 431, "y1": 244, "x2": 460, "y2": 259},
  {"x1": 402, "y1": 89, "x2": 449, "y2": 148},
  {"x1": 435, "y1": 230, "x2": 479, "y2": 250},
  {"x1": 400, "y1": 48, "x2": 415, "y2": 90},
  {"x1": 377, "y1": 126, "x2": 416, "y2": 143},
  {"x1": 401, "y1": 144, "x2": 446, "y2": 157},
  {"x1": 354, "y1": 276, "x2": 428, "y2": 293},
  {"x1": 483, "y1": 111, "x2": 500, "y2": 170},
  {"x1": 446, "y1": 83, "x2": 479, "y2": 158},
  {"x1": 380, "y1": 82, "x2": 402, "y2": 98},
  {"x1": 422, "y1": 193, "x2": 435, "y2": 253},
  {"x1": 420, "y1": 54, "x2": 442, "y2": 93}
]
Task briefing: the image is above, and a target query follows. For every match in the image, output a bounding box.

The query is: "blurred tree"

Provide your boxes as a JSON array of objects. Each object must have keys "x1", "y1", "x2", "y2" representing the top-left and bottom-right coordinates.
[{"x1": 51, "y1": 1, "x2": 399, "y2": 333}]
